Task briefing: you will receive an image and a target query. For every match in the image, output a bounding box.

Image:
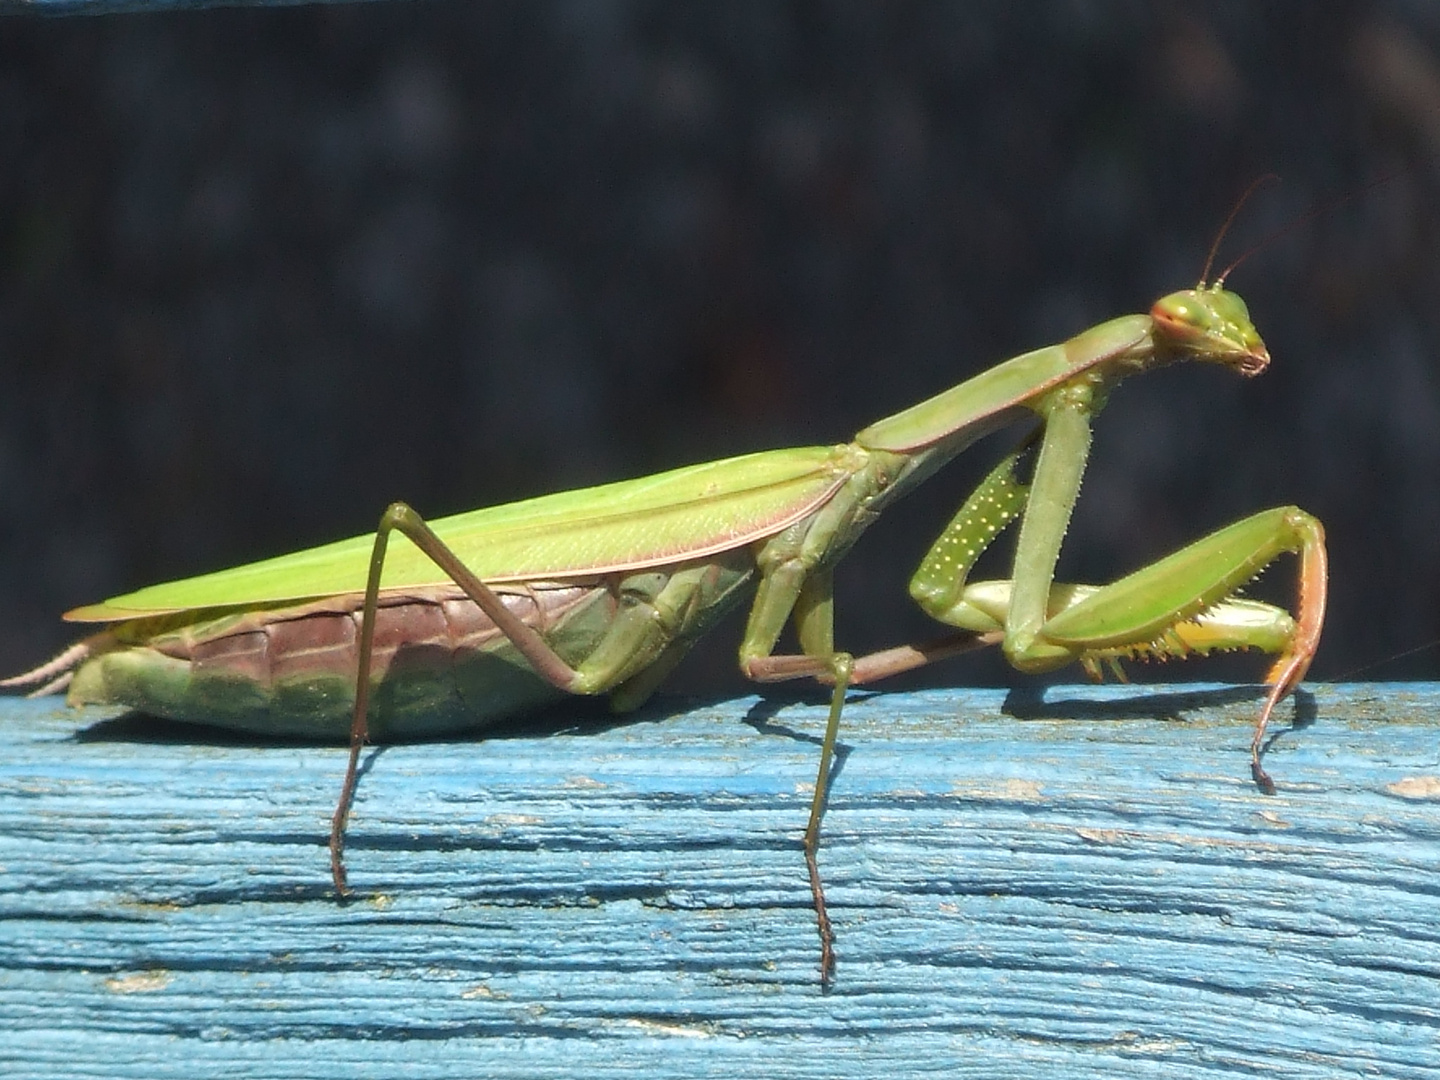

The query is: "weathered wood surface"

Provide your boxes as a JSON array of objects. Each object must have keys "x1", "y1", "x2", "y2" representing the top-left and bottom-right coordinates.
[{"x1": 2, "y1": 682, "x2": 1438, "y2": 1077}]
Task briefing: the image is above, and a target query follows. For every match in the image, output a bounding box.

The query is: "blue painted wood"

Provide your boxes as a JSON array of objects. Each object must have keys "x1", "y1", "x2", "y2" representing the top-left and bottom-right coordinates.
[{"x1": 2, "y1": 683, "x2": 1438, "y2": 1076}]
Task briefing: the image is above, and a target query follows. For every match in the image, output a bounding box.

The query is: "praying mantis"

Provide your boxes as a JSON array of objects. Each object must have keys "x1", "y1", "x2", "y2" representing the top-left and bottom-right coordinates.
[{"x1": 5, "y1": 249, "x2": 1326, "y2": 984}]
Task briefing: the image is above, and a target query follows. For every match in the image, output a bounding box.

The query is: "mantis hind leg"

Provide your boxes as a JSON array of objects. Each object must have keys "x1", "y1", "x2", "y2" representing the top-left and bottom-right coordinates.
[
  {"x1": 330, "y1": 502, "x2": 742, "y2": 895},
  {"x1": 330, "y1": 503, "x2": 584, "y2": 895}
]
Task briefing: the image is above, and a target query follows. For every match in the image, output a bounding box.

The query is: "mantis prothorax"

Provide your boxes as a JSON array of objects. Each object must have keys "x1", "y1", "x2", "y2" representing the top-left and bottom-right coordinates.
[{"x1": 6, "y1": 271, "x2": 1325, "y2": 984}]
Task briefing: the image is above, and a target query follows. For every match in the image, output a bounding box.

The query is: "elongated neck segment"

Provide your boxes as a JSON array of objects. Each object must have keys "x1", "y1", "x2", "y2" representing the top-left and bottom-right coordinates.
[
  {"x1": 857, "y1": 315, "x2": 1156, "y2": 456},
  {"x1": 852, "y1": 313, "x2": 1159, "y2": 505}
]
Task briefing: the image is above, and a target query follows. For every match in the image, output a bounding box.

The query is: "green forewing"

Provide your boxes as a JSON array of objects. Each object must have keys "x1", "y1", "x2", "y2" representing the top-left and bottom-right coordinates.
[{"x1": 69, "y1": 447, "x2": 850, "y2": 621}]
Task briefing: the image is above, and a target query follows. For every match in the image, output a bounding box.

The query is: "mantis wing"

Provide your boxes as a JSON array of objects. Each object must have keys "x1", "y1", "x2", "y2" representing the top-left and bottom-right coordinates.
[{"x1": 68, "y1": 446, "x2": 852, "y2": 621}]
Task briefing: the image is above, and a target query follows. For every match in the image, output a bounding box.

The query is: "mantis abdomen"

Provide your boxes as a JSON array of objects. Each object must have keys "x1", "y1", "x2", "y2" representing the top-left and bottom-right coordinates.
[{"x1": 60, "y1": 563, "x2": 758, "y2": 738}]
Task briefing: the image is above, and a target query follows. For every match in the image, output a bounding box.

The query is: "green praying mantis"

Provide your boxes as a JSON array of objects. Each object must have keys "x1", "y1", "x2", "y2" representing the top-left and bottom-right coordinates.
[{"x1": 5, "y1": 237, "x2": 1326, "y2": 984}]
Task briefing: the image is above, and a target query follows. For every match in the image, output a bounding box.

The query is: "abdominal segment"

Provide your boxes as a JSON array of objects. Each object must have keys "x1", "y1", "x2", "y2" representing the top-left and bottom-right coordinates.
[{"x1": 67, "y1": 584, "x2": 617, "y2": 740}]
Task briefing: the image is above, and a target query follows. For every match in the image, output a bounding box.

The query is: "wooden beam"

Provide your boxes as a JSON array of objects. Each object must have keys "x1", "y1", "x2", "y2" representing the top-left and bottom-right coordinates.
[{"x1": 2, "y1": 683, "x2": 1437, "y2": 1076}]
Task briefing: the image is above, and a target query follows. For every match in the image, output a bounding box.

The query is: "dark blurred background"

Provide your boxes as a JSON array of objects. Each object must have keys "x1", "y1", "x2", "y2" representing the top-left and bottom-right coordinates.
[{"x1": 1, "y1": 0, "x2": 1438, "y2": 700}]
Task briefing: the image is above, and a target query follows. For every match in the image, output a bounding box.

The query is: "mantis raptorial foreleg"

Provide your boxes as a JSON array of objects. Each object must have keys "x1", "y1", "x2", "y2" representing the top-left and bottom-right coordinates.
[{"x1": 911, "y1": 445, "x2": 1327, "y2": 792}]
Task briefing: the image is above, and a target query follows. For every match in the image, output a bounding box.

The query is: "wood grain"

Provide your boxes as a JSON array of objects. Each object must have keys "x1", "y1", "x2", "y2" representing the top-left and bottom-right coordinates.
[{"x1": 2, "y1": 683, "x2": 1437, "y2": 1077}]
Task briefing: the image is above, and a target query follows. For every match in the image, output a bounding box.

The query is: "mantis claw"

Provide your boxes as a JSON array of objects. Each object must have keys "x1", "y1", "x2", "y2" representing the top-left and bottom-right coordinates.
[
  {"x1": 1250, "y1": 677, "x2": 1287, "y2": 795},
  {"x1": 806, "y1": 840, "x2": 837, "y2": 988},
  {"x1": 1249, "y1": 507, "x2": 1328, "y2": 793},
  {"x1": 1251, "y1": 758, "x2": 1276, "y2": 796}
]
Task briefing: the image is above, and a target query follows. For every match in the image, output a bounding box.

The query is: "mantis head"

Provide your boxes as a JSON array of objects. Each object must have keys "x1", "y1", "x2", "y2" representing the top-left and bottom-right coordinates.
[{"x1": 1150, "y1": 284, "x2": 1270, "y2": 377}]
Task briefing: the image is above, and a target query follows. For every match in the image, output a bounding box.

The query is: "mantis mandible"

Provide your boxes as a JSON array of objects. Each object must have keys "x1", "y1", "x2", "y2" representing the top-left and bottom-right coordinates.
[{"x1": 6, "y1": 255, "x2": 1326, "y2": 983}]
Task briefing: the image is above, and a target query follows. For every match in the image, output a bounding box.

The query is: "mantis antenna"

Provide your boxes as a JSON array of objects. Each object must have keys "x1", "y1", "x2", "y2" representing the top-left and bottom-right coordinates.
[
  {"x1": 1212, "y1": 170, "x2": 1400, "y2": 287},
  {"x1": 1199, "y1": 173, "x2": 1281, "y2": 286}
]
